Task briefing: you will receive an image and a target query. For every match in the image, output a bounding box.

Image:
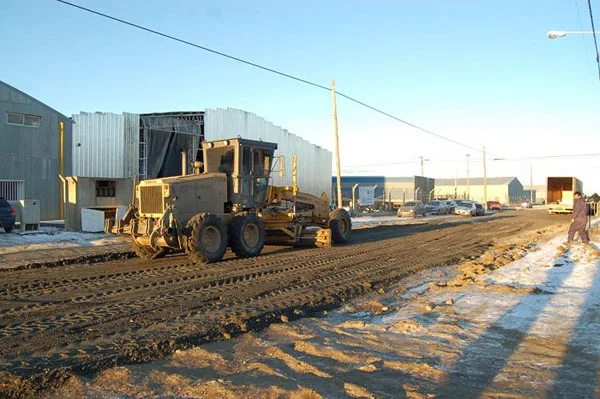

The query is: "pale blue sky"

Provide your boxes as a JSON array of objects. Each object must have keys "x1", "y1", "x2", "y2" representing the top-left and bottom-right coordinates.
[{"x1": 2, "y1": 1, "x2": 600, "y2": 192}]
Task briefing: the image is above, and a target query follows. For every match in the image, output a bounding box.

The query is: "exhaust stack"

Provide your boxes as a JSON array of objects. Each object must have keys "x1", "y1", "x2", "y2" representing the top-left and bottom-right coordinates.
[{"x1": 180, "y1": 147, "x2": 187, "y2": 176}]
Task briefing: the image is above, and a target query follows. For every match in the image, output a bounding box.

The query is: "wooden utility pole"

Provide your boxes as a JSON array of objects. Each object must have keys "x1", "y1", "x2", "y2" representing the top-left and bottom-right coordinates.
[
  {"x1": 332, "y1": 80, "x2": 343, "y2": 209},
  {"x1": 454, "y1": 170, "x2": 458, "y2": 199},
  {"x1": 483, "y1": 146, "x2": 488, "y2": 210},
  {"x1": 530, "y1": 164, "x2": 533, "y2": 205},
  {"x1": 466, "y1": 154, "x2": 471, "y2": 200},
  {"x1": 420, "y1": 156, "x2": 424, "y2": 176}
]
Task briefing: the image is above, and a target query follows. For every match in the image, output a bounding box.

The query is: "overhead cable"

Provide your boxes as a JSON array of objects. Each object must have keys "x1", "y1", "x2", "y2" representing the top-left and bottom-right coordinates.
[{"x1": 55, "y1": 0, "x2": 488, "y2": 154}]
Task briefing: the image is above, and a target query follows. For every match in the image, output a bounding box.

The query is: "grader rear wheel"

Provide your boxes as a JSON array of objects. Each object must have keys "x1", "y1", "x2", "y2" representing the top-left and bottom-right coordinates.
[
  {"x1": 329, "y1": 208, "x2": 352, "y2": 244},
  {"x1": 188, "y1": 214, "x2": 228, "y2": 264},
  {"x1": 229, "y1": 215, "x2": 265, "y2": 258}
]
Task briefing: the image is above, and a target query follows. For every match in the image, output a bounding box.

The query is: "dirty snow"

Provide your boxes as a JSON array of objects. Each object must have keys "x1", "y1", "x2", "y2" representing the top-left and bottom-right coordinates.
[
  {"x1": 351, "y1": 213, "x2": 456, "y2": 228},
  {"x1": 0, "y1": 226, "x2": 124, "y2": 255}
]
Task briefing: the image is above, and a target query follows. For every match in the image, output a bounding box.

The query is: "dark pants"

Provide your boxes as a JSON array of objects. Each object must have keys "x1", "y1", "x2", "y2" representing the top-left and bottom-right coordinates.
[{"x1": 568, "y1": 219, "x2": 589, "y2": 244}]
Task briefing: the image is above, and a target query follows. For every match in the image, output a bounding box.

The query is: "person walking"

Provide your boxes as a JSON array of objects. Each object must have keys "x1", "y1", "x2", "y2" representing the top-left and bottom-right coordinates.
[{"x1": 567, "y1": 191, "x2": 589, "y2": 245}]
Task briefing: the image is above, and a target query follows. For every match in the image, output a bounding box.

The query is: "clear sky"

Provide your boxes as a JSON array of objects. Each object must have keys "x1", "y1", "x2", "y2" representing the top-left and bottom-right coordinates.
[{"x1": 2, "y1": 0, "x2": 600, "y2": 193}]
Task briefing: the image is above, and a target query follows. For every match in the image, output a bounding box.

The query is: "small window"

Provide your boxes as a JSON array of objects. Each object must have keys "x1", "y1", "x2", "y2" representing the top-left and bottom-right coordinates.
[
  {"x1": 7, "y1": 112, "x2": 40, "y2": 128},
  {"x1": 7, "y1": 113, "x2": 24, "y2": 125},
  {"x1": 96, "y1": 180, "x2": 116, "y2": 197},
  {"x1": 24, "y1": 115, "x2": 41, "y2": 127}
]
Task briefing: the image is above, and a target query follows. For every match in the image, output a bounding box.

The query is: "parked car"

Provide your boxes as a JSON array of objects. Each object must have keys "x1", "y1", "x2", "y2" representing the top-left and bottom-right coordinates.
[
  {"x1": 425, "y1": 200, "x2": 447, "y2": 215},
  {"x1": 0, "y1": 198, "x2": 16, "y2": 233},
  {"x1": 398, "y1": 201, "x2": 427, "y2": 218},
  {"x1": 474, "y1": 203, "x2": 485, "y2": 216},
  {"x1": 487, "y1": 201, "x2": 502, "y2": 210},
  {"x1": 444, "y1": 200, "x2": 458, "y2": 213},
  {"x1": 454, "y1": 201, "x2": 476, "y2": 216}
]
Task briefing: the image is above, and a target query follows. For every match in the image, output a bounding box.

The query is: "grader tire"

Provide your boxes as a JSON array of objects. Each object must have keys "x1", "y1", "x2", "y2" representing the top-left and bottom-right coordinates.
[
  {"x1": 229, "y1": 215, "x2": 265, "y2": 258},
  {"x1": 188, "y1": 215, "x2": 228, "y2": 264},
  {"x1": 130, "y1": 236, "x2": 166, "y2": 260},
  {"x1": 329, "y1": 208, "x2": 352, "y2": 244}
]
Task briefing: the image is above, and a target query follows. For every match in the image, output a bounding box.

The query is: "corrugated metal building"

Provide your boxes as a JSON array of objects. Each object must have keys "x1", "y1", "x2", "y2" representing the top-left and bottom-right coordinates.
[
  {"x1": 71, "y1": 108, "x2": 331, "y2": 198},
  {"x1": 523, "y1": 185, "x2": 547, "y2": 204},
  {"x1": 332, "y1": 176, "x2": 435, "y2": 206},
  {"x1": 72, "y1": 112, "x2": 138, "y2": 178},
  {"x1": 435, "y1": 177, "x2": 524, "y2": 204},
  {"x1": 205, "y1": 108, "x2": 332, "y2": 197},
  {"x1": 0, "y1": 81, "x2": 73, "y2": 220}
]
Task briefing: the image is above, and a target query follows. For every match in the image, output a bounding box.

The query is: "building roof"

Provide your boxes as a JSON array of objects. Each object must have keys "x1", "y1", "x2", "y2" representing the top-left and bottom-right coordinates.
[
  {"x1": 0, "y1": 80, "x2": 72, "y2": 122},
  {"x1": 524, "y1": 185, "x2": 547, "y2": 191},
  {"x1": 435, "y1": 177, "x2": 518, "y2": 186}
]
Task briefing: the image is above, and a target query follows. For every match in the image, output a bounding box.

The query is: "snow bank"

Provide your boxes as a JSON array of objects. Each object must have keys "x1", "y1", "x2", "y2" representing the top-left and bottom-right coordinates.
[{"x1": 0, "y1": 227, "x2": 124, "y2": 255}]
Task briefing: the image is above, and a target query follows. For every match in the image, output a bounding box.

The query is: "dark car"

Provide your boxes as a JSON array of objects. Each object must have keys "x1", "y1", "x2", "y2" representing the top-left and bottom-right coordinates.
[
  {"x1": 0, "y1": 199, "x2": 16, "y2": 233},
  {"x1": 425, "y1": 200, "x2": 447, "y2": 215},
  {"x1": 487, "y1": 201, "x2": 502, "y2": 210},
  {"x1": 474, "y1": 203, "x2": 485, "y2": 216}
]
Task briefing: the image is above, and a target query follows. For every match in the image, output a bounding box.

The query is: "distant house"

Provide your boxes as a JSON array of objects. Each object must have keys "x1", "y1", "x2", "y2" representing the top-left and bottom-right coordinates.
[
  {"x1": 434, "y1": 177, "x2": 524, "y2": 205},
  {"x1": 523, "y1": 185, "x2": 547, "y2": 204},
  {"x1": 0, "y1": 81, "x2": 73, "y2": 220}
]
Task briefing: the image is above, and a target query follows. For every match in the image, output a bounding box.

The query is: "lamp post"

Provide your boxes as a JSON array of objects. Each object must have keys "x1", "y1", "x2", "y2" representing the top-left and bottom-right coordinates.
[
  {"x1": 419, "y1": 156, "x2": 429, "y2": 176},
  {"x1": 547, "y1": 30, "x2": 595, "y2": 39},
  {"x1": 548, "y1": 30, "x2": 600, "y2": 79}
]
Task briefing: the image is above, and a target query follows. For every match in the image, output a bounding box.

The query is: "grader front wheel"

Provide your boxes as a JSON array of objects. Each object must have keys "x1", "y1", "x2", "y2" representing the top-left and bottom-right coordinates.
[{"x1": 229, "y1": 215, "x2": 265, "y2": 258}]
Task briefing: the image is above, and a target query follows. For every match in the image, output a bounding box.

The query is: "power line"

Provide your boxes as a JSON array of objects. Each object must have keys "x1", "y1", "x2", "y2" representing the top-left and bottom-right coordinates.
[
  {"x1": 344, "y1": 152, "x2": 600, "y2": 168},
  {"x1": 587, "y1": 0, "x2": 600, "y2": 79},
  {"x1": 55, "y1": 0, "x2": 487, "y2": 154},
  {"x1": 573, "y1": 0, "x2": 597, "y2": 82},
  {"x1": 493, "y1": 153, "x2": 600, "y2": 161}
]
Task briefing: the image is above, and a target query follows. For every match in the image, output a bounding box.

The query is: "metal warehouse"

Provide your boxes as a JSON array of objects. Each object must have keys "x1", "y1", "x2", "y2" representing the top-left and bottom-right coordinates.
[
  {"x1": 523, "y1": 185, "x2": 547, "y2": 204},
  {"x1": 0, "y1": 81, "x2": 72, "y2": 220},
  {"x1": 435, "y1": 177, "x2": 524, "y2": 204},
  {"x1": 72, "y1": 108, "x2": 331, "y2": 198},
  {"x1": 332, "y1": 176, "x2": 435, "y2": 207}
]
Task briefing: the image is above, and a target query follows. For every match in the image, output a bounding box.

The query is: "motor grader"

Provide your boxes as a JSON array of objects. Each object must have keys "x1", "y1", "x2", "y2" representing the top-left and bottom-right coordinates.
[{"x1": 106, "y1": 138, "x2": 351, "y2": 263}]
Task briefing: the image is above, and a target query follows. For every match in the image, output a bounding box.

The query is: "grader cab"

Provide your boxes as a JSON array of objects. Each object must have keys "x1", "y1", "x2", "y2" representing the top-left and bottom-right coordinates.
[{"x1": 106, "y1": 138, "x2": 351, "y2": 263}]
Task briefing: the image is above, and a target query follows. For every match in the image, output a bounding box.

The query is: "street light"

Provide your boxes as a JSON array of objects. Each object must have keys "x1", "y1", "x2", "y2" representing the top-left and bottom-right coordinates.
[{"x1": 547, "y1": 30, "x2": 594, "y2": 39}]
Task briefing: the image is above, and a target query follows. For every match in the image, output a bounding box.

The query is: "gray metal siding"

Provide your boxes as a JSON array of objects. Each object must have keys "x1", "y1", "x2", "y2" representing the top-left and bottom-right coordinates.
[
  {"x1": 508, "y1": 178, "x2": 524, "y2": 203},
  {"x1": 205, "y1": 108, "x2": 332, "y2": 198},
  {"x1": 0, "y1": 83, "x2": 72, "y2": 220},
  {"x1": 72, "y1": 112, "x2": 139, "y2": 178}
]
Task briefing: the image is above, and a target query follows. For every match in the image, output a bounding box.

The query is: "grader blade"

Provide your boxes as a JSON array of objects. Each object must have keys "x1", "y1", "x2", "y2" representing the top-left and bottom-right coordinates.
[{"x1": 298, "y1": 228, "x2": 332, "y2": 248}]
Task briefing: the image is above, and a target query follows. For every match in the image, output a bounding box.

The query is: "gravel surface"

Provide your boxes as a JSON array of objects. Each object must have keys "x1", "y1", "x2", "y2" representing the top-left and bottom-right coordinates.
[{"x1": 0, "y1": 210, "x2": 569, "y2": 397}]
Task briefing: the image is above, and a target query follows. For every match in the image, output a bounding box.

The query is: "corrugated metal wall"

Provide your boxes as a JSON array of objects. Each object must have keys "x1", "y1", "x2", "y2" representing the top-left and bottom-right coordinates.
[
  {"x1": 72, "y1": 112, "x2": 139, "y2": 178},
  {"x1": 205, "y1": 108, "x2": 332, "y2": 197},
  {"x1": 0, "y1": 81, "x2": 73, "y2": 220}
]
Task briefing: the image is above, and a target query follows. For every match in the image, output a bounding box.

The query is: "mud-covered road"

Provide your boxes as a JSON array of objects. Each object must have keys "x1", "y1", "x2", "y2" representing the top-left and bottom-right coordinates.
[{"x1": 0, "y1": 211, "x2": 568, "y2": 397}]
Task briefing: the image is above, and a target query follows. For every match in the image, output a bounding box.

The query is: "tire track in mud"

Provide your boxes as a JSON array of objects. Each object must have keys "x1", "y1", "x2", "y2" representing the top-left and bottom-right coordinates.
[
  {"x1": 0, "y1": 228, "x2": 459, "y2": 320},
  {"x1": 0, "y1": 213, "x2": 558, "y2": 397}
]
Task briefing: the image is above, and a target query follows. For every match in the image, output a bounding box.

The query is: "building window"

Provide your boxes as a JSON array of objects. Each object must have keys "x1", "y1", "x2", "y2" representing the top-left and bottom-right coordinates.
[
  {"x1": 96, "y1": 180, "x2": 116, "y2": 198},
  {"x1": 0, "y1": 180, "x2": 25, "y2": 201},
  {"x1": 6, "y1": 112, "x2": 41, "y2": 128}
]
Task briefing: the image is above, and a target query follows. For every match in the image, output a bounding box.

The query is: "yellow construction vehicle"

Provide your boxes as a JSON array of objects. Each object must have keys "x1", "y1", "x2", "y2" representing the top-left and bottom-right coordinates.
[{"x1": 106, "y1": 138, "x2": 351, "y2": 263}]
